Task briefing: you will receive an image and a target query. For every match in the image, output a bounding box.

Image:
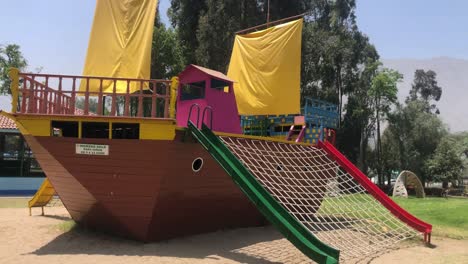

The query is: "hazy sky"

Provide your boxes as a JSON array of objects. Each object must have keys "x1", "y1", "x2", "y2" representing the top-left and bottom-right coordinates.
[
  {"x1": 1, "y1": 0, "x2": 467, "y2": 74},
  {"x1": 356, "y1": 0, "x2": 468, "y2": 60}
]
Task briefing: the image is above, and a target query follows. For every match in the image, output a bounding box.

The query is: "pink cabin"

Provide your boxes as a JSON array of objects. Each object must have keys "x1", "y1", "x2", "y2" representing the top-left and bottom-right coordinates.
[{"x1": 176, "y1": 64, "x2": 242, "y2": 134}]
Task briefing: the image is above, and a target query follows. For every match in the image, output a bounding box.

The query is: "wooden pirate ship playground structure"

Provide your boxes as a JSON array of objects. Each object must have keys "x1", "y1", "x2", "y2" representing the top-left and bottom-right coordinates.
[{"x1": 1, "y1": 1, "x2": 432, "y2": 263}]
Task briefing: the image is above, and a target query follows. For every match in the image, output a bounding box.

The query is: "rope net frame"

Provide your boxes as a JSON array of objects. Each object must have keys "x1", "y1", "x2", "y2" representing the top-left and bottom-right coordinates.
[{"x1": 220, "y1": 136, "x2": 420, "y2": 262}]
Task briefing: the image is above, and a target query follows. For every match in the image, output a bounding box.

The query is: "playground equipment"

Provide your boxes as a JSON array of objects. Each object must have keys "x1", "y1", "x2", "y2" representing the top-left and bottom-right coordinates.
[
  {"x1": 5, "y1": 2, "x2": 433, "y2": 263},
  {"x1": 176, "y1": 64, "x2": 241, "y2": 134},
  {"x1": 28, "y1": 178, "x2": 55, "y2": 216},
  {"x1": 4, "y1": 68, "x2": 264, "y2": 242},
  {"x1": 239, "y1": 98, "x2": 339, "y2": 145},
  {"x1": 190, "y1": 123, "x2": 431, "y2": 263},
  {"x1": 393, "y1": 170, "x2": 425, "y2": 198}
]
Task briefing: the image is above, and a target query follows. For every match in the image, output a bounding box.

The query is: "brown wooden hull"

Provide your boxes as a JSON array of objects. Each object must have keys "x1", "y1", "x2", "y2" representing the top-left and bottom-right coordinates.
[{"x1": 24, "y1": 133, "x2": 265, "y2": 241}]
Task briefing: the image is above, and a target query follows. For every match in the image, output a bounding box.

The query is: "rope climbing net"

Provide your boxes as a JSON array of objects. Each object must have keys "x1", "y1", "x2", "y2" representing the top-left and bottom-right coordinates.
[{"x1": 220, "y1": 136, "x2": 419, "y2": 262}]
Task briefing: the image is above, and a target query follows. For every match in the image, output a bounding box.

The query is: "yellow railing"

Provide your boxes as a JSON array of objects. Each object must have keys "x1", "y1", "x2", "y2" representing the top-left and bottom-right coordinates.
[{"x1": 169, "y1": 76, "x2": 179, "y2": 119}]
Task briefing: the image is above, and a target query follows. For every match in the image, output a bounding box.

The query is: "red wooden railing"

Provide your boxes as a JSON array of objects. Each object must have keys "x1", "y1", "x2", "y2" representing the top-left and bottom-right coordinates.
[{"x1": 16, "y1": 73, "x2": 172, "y2": 118}]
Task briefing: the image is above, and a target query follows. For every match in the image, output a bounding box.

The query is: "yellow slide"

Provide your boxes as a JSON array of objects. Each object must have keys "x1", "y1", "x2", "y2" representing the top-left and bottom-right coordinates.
[{"x1": 28, "y1": 178, "x2": 56, "y2": 216}]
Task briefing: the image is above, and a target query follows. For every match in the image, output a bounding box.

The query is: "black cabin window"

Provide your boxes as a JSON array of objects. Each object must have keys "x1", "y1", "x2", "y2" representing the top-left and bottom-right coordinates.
[
  {"x1": 180, "y1": 81, "x2": 205, "y2": 100},
  {"x1": 51, "y1": 121, "x2": 79, "y2": 137},
  {"x1": 82, "y1": 122, "x2": 109, "y2": 139},
  {"x1": 210, "y1": 79, "x2": 230, "y2": 93},
  {"x1": 112, "y1": 123, "x2": 140, "y2": 139}
]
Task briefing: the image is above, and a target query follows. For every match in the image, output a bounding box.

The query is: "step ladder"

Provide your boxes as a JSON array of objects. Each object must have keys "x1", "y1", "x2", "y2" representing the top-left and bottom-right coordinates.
[{"x1": 286, "y1": 116, "x2": 306, "y2": 143}]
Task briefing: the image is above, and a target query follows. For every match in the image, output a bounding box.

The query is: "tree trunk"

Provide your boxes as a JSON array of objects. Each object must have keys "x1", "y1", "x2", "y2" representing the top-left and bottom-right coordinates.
[
  {"x1": 397, "y1": 134, "x2": 406, "y2": 170},
  {"x1": 336, "y1": 64, "x2": 342, "y2": 127},
  {"x1": 358, "y1": 128, "x2": 366, "y2": 172},
  {"x1": 386, "y1": 171, "x2": 392, "y2": 190},
  {"x1": 375, "y1": 99, "x2": 383, "y2": 185},
  {"x1": 442, "y1": 180, "x2": 449, "y2": 189}
]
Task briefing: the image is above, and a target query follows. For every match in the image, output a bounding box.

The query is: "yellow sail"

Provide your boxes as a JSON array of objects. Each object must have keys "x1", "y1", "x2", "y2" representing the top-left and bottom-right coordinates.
[
  {"x1": 227, "y1": 19, "x2": 303, "y2": 115},
  {"x1": 80, "y1": 0, "x2": 158, "y2": 93}
]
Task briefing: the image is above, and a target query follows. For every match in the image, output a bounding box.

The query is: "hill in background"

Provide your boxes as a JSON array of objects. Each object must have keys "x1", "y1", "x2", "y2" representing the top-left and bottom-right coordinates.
[{"x1": 383, "y1": 57, "x2": 468, "y2": 132}]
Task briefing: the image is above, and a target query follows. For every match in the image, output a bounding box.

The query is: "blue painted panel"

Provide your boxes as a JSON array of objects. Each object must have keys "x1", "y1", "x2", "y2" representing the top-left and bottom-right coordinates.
[{"x1": 0, "y1": 177, "x2": 44, "y2": 195}]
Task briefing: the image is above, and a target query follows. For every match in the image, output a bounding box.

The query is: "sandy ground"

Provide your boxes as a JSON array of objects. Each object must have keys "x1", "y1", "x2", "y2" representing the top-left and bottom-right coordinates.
[{"x1": 0, "y1": 206, "x2": 467, "y2": 264}]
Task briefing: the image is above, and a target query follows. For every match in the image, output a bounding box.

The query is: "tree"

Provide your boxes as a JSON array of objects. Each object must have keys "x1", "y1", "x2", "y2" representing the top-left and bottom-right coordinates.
[
  {"x1": 301, "y1": 0, "x2": 362, "y2": 123},
  {"x1": 425, "y1": 137, "x2": 464, "y2": 186},
  {"x1": 380, "y1": 128, "x2": 401, "y2": 183},
  {"x1": 383, "y1": 100, "x2": 447, "y2": 185},
  {"x1": 445, "y1": 131, "x2": 468, "y2": 183},
  {"x1": 369, "y1": 67, "x2": 401, "y2": 184},
  {"x1": 194, "y1": 0, "x2": 259, "y2": 72},
  {"x1": 407, "y1": 69, "x2": 442, "y2": 114},
  {"x1": 175, "y1": 0, "x2": 310, "y2": 72},
  {"x1": 169, "y1": 0, "x2": 207, "y2": 65},
  {"x1": 338, "y1": 57, "x2": 379, "y2": 172},
  {"x1": 0, "y1": 44, "x2": 28, "y2": 94},
  {"x1": 151, "y1": 8, "x2": 185, "y2": 79},
  {"x1": 300, "y1": 1, "x2": 384, "y2": 169}
]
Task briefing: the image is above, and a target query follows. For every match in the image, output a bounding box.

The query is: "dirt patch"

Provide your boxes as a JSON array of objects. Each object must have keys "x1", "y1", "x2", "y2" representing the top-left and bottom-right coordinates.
[
  {"x1": 370, "y1": 237, "x2": 468, "y2": 264},
  {"x1": 0, "y1": 206, "x2": 466, "y2": 264}
]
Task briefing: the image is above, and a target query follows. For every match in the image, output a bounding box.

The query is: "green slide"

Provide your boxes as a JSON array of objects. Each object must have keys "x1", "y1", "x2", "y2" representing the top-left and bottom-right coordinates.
[{"x1": 188, "y1": 122, "x2": 340, "y2": 264}]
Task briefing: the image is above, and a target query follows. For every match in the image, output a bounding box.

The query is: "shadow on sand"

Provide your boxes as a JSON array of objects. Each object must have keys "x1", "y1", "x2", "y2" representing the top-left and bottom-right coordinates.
[
  {"x1": 41, "y1": 214, "x2": 73, "y2": 221},
  {"x1": 31, "y1": 224, "x2": 306, "y2": 264}
]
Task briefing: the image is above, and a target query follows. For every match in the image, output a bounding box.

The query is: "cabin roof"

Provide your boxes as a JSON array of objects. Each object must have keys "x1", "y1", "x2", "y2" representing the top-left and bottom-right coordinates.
[
  {"x1": 181, "y1": 64, "x2": 234, "y2": 83},
  {"x1": 0, "y1": 114, "x2": 16, "y2": 130}
]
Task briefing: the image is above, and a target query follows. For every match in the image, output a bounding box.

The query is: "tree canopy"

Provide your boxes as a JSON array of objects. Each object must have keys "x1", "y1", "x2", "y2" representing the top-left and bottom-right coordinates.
[
  {"x1": 381, "y1": 100, "x2": 448, "y2": 185},
  {"x1": 425, "y1": 137, "x2": 464, "y2": 184},
  {"x1": 369, "y1": 67, "x2": 401, "y2": 184},
  {"x1": 407, "y1": 69, "x2": 442, "y2": 114},
  {"x1": 151, "y1": 9, "x2": 185, "y2": 79},
  {"x1": 0, "y1": 44, "x2": 27, "y2": 94}
]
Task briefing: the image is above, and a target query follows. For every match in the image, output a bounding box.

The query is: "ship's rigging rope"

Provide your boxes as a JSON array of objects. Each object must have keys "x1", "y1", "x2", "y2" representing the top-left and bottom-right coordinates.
[{"x1": 220, "y1": 136, "x2": 419, "y2": 262}]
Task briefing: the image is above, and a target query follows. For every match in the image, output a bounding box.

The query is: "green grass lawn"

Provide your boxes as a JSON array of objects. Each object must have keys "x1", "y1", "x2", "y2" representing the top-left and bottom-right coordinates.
[
  {"x1": 393, "y1": 197, "x2": 468, "y2": 239},
  {"x1": 317, "y1": 194, "x2": 468, "y2": 240}
]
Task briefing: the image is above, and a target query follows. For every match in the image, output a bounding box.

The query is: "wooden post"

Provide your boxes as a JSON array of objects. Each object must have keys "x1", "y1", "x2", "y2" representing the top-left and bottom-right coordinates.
[
  {"x1": 56, "y1": 77, "x2": 63, "y2": 114},
  {"x1": 30, "y1": 77, "x2": 37, "y2": 113},
  {"x1": 111, "y1": 80, "x2": 117, "y2": 116},
  {"x1": 124, "y1": 80, "x2": 130, "y2": 117},
  {"x1": 109, "y1": 122, "x2": 112, "y2": 139},
  {"x1": 28, "y1": 77, "x2": 35, "y2": 113},
  {"x1": 235, "y1": 13, "x2": 305, "y2": 35},
  {"x1": 164, "y1": 82, "x2": 169, "y2": 118},
  {"x1": 151, "y1": 81, "x2": 156, "y2": 118},
  {"x1": 78, "y1": 121, "x2": 82, "y2": 139},
  {"x1": 84, "y1": 78, "x2": 90, "y2": 115},
  {"x1": 266, "y1": 0, "x2": 270, "y2": 26},
  {"x1": 97, "y1": 79, "x2": 103, "y2": 115},
  {"x1": 137, "y1": 81, "x2": 143, "y2": 117},
  {"x1": 70, "y1": 78, "x2": 76, "y2": 115},
  {"x1": 43, "y1": 77, "x2": 49, "y2": 114},
  {"x1": 21, "y1": 75, "x2": 27, "y2": 113}
]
